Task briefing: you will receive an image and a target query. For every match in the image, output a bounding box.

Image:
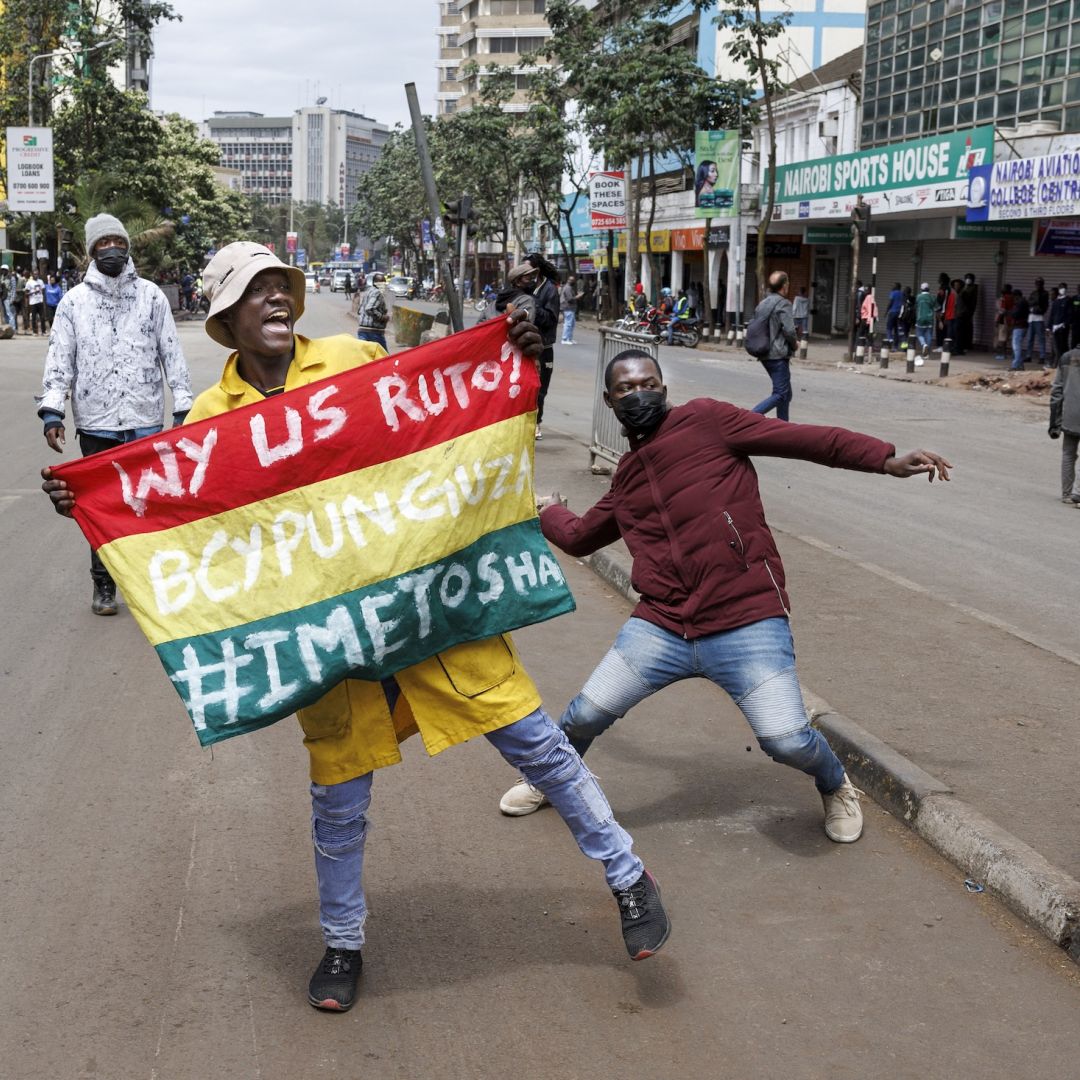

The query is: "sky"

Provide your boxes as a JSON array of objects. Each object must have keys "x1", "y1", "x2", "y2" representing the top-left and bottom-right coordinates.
[{"x1": 150, "y1": 0, "x2": 439, "y2": 130}]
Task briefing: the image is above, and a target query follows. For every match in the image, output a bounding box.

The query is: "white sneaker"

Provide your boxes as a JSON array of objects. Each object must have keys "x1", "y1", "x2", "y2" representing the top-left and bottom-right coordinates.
[
  {"x1": 821, "y1": 774, "x2": 863, "y2": 843},
  {"x1": 499, "y1": 776, "x2": 548, "y2": 816}
]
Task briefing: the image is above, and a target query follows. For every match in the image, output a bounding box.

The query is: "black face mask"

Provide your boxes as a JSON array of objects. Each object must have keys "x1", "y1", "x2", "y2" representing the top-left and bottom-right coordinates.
[
  {"x1": 612, "y1": 390, "x2": 667, "y2": 435},
  {"x1": 94, "y1": 249, "x2": 128, "y2": 278}
]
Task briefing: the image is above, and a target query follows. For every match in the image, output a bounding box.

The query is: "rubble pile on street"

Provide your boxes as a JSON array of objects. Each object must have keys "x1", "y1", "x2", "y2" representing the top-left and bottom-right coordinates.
[{"x1": 945, "y1": 370, "x2": 1054, "y2": 398}]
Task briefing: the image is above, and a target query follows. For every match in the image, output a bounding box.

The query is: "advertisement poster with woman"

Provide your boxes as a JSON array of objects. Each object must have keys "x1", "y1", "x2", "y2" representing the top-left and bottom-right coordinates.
[{"x1": 694, "y1": 130, "x2": 740, "y2": 218}]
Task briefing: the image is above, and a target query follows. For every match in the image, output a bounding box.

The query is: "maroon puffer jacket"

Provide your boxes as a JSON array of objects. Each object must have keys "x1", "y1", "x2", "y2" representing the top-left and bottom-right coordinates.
[{"x1": 540, "y1": 398, "x2": 895, "y2": 638}]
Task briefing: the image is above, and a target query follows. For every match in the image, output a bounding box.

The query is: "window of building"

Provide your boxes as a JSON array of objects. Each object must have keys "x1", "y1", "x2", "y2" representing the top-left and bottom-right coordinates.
[
  {"x1": 979, "y1": 69, "x2": 997, "y2": 94},
  {"x1": 976, "y1": 96, "x2": 995, "y2": 120}
]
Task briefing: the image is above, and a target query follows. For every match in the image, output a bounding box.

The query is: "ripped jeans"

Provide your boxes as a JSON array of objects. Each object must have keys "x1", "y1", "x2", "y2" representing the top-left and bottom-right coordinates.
[
  {"x1": 311, "y1": 703, "x2": 643, "y2": 950},
  {"x1": 560, "y1": 616, "x2": 845, "y2": 795}
]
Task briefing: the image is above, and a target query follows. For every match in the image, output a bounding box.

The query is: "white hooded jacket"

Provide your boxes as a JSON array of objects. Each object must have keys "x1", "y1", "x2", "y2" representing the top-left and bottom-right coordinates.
[{"x1": 38, "y1": 258, "x2": 192, "y2": 431}]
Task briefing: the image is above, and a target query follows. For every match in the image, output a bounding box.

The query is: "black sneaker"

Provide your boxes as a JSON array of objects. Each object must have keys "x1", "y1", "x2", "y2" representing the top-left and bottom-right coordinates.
[
  {"x1": 308, "y1": 947, "x2": 362, "y2": 1011},
  {"x1": 613, "y1": 869, "x2": 670, "y2": 960},
  {"x1": 91, "y1": 579, "x2": 118, "y2": 616}
]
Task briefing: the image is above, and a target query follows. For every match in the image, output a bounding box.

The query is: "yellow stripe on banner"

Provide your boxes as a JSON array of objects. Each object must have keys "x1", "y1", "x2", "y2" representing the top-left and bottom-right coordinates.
[{"x1": 100, "y1": 414, "x2": 536, "y2": 646}]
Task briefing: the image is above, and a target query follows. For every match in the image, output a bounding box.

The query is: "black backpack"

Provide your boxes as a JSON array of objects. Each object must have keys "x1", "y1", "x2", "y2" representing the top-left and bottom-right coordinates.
[{"x1": 745, "y1": 299, "x2": 777, "y2": 358}]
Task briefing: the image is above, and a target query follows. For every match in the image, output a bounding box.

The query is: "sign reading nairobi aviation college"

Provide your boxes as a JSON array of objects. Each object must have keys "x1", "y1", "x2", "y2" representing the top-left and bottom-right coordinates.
[
  {"x1": 965, "y1": 148, "x2": 1080, "y2": 223},
  {"x1": 768, "y1": 126, "x2": 994, "y2": 221},
  {"x1": 53, "y1": 321, "x2": 574, "y2": 746}
]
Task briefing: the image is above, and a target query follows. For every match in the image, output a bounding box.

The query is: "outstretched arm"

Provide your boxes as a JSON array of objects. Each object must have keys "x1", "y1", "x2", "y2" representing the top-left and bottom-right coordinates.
[{"x1": 883, "y1": 450, "x2": 952, "y2": 482}]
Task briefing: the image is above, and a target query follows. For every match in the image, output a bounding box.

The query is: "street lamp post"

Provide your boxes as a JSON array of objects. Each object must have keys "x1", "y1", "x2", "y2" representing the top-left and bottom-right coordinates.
[{"x1": 26, "y1": 39, "x2": 120, "y2": 270}]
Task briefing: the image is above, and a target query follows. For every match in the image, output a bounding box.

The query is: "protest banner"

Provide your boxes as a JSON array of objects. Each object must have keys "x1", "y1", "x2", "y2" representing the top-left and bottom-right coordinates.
[{"x1": 52, "y1": 320, "x2": 574, "y2": 746}]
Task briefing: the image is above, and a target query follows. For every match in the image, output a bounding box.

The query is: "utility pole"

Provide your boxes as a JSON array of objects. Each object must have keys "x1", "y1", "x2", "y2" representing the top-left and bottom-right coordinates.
[{"x1": 405, "y1": 82, "x2": 462, "y2": 332}]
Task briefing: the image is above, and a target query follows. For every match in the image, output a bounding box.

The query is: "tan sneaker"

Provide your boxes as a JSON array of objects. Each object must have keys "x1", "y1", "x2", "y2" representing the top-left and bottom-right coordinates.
[
  {"x1": 499, "y1": 776, "x2": 548, "y2": 816},
  {"x1": 821, "y1": 774, "x2": 863, "y2": 843}
]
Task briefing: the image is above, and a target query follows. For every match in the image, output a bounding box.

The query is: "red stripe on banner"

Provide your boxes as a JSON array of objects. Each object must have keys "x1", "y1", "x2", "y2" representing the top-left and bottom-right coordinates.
[{"x1": 54, "y1": 319, "x2": 538, "y2": 550}]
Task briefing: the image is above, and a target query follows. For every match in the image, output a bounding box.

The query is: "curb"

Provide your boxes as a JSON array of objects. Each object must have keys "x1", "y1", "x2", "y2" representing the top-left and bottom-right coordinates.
[{"x1": 578, "y1": 547, "x2": 1080, "y2": 964}]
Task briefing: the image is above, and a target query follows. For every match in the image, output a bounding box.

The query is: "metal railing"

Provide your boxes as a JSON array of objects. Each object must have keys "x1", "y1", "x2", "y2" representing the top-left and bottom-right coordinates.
[{"x1": 589, "y1": 326, "x2": 660, "y2": 472}]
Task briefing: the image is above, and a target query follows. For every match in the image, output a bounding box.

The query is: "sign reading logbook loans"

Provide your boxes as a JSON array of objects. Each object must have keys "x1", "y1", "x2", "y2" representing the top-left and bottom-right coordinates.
[{"x1": 53, "y1": 320, "x2": 574, "y2": 746}]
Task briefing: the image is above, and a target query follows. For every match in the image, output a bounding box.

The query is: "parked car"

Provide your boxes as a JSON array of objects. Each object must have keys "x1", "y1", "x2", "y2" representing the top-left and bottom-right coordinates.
[
  {"x1": 386, "y1": 275, "x2": 413, "y2": 297},
  {"x1": 304, "y1": 272, "x2": 317, "y2": 293},
  {"x1": 317, "y1": 268, "x2": 332, "y2": 286},
  {"x1": 331, "y1": 268, "x2": 353, "y2": 292}
]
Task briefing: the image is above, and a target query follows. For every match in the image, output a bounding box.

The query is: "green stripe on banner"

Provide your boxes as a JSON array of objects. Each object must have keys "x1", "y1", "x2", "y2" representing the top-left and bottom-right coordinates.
[{"x1": 156, "y1": 520, "x2": 574, "y2": 746}]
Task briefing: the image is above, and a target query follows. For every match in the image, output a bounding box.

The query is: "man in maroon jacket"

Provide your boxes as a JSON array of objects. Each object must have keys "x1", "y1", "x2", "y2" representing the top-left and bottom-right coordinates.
[{"x1": 500, "y1": 350, "x2": 951, "y2": 843}]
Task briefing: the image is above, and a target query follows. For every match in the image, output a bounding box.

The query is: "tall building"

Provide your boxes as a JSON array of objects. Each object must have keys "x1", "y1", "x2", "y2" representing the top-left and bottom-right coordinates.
[
  {"x1": 203, "y1": 112, "x2": 295, "y2": 205},
  {"x1": 202, "y1": 108, "x2": 390, "y2": 210},
  {"x1": 860, "y1": 0, "x2": 1078, "y2": 149},
  {"x1": 436, "y1": 0, "x2": 465, "y2": 115},
  {"x1": 712, "y1": 0, "x2": 867, "y2": 85},
  {"x1": 292, "y1": 108, "x2": 390, "y2": 208},
  {"x1": 436, "y1": 0, "x2": 553, "y2": 115}
]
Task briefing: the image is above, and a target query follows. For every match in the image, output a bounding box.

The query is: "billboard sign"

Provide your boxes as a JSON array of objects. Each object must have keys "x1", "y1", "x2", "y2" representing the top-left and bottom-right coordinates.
[
  {"x1": 768, "y1": 126, "x2": 993, "y2": 221},
  {"x1": 694, "y1": 130, "x2": 740, "y2": 219},
  {"x1": 966, "y1": 148, "x2": 1080, "y2": 222},
  {"x1": 5, "y1": 127, "x2": 54, "y2": 211},
  {"x1": 588, "y1": 171, "x2": 626, "y2": 230},
  {"x1": 286, "y1": 231, "x2": 298, "y2": 254}
]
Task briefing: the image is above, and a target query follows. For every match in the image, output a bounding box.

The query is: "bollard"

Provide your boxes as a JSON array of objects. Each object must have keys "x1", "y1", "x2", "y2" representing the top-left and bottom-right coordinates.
[
  {"x1": 797, "y1": 338, "x2": 808, "y2": 360},
  {"x1": 879, "y1": 337, "x2": 891, "y2": 368},
  {"x1": 939, "y1": 337, "x2": 952, "y2": 378},
  {"x1": 854, "y1": 335, "x2": 866, "y2": 364},
  {"x1": 906, "y1": 344, "x2": 916, "y2": 373},
  {"x1": 735, "y1": 325, "x2": 745, "y2": 347},
  {"x1": 727, "y1": 326, "x2": 736, "y2": 345}
]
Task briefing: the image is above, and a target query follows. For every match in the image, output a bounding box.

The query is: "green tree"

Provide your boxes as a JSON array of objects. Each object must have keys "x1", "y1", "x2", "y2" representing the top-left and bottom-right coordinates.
[
  {"x1": 351, "y1": 126, "x2": 428, "y2": 276},
  {"x1": 717, "y1": 1, "x2": 792, "y2": 296},
  {"x1": 541, "y1": 0, "x2": 753, "y2": 310}
]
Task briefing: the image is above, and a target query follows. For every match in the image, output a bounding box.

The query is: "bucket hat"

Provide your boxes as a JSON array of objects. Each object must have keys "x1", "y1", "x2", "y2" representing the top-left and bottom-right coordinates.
[{"x1": 202, "y1": 242, "x2": 307, "y2": 348}]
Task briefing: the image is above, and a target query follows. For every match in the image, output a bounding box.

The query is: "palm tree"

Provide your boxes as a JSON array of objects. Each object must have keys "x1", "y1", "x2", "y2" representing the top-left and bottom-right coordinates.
[{"x1": 59, "y1": 174, "x2": 175, "y2": 270}]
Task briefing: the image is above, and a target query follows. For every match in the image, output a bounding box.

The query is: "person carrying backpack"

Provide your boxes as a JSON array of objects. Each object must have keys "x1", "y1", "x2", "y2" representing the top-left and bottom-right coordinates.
[{"x1": 748, "y1": 271, "x2": 797, "y2": 421}]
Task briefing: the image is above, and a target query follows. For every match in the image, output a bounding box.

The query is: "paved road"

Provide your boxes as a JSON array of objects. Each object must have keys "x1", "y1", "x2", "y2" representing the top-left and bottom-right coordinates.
[{"x1": 1, "y1": 293, "x2": 1078, "y2": 1079}]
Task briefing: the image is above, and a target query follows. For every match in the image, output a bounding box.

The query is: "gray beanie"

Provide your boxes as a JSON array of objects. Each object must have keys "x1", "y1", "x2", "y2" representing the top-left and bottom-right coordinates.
[{"x1": 85, "y1": 213, "x2": 129, "y2": 255}]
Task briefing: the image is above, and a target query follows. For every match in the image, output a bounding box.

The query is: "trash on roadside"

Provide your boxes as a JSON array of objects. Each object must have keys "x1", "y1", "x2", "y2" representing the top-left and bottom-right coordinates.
[{"x1": 963, "y1": 878, "x2": 985, "y2": 893}]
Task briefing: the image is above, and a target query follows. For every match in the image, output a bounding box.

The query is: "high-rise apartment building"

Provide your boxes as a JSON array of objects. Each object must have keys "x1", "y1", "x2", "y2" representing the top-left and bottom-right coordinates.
[{"x1": 435, "y1": 0, "x2": 552, "y2": 115}]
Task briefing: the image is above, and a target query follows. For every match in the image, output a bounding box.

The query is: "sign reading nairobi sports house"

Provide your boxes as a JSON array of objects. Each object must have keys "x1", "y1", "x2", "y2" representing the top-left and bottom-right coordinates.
[
  {"x1": 767, "y1": 126, "x2": 994, "y2": 221},
  {"x1": 53, "y1": 321, "x2": 574, "y2": 746}
]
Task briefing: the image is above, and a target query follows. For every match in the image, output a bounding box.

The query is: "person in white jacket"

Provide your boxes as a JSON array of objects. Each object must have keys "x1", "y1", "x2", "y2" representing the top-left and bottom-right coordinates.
[{"x1": 37, "y1": 213, "x2": 193, "y2": 615}]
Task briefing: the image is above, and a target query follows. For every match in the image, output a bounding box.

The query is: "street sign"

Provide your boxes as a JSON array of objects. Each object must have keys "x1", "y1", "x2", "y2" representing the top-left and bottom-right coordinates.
[
  {"x1": 5, "y1": 127, "x2": 55, "y2": 212},
  {"x1": 867, "y1": 235, "x2": 886, "y2": 243},
  {"x1": 588, "y1": 171, "x2": 627, "y2": 230}
]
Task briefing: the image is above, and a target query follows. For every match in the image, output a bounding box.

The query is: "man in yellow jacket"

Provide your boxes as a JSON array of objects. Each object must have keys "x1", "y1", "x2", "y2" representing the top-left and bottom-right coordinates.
[{"x1": 42, "y1": 243, "x2": 669, "y2": 1012}]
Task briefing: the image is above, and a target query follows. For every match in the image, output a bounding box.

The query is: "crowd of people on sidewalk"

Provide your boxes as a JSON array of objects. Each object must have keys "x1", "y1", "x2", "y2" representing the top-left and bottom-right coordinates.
[{"x1": 1, "y1": 266, "x2": 75, "y2": 336}]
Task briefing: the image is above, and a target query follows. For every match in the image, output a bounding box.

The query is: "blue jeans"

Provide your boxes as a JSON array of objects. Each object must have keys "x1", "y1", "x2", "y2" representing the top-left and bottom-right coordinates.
[
  {"x1": 751, "y1": 358, "x2": 792, "y2": 421},
  {"x1": 357, "y1": 328, "x2": 387, "y2": 349},
  {"x1": 78, "y1": 425, "x2": 163, "y2": 442},
  {"x1": 1026, "y1": 320, "x2": 1045, "y2": 362},
  {"x1": 311, "y1": 705, "x2": 643, "y2": 950},
  {"x1": 1011, "y1": 327, "x2": 1026, "y2": 370},
  {"x1": 916, "y1": 324, "x2": 933, "y2": 351},
  {"x1": 559, "y1": 616, "x2": 845, "y2": 794},
  {"x1": 561, "y1": 309, "x2": 576, "y2": 342}
]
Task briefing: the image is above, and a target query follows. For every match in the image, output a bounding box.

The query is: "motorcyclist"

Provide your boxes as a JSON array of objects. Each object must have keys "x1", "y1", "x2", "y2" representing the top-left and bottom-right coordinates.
[{"x1": 667, "y1": 289, "x2": 692, "y2": 345}]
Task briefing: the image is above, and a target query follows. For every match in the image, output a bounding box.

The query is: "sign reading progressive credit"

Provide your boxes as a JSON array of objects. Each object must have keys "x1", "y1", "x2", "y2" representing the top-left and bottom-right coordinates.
[
  {"x1": 768, "y1": 126, "x2": 994, "y2": 221},
  {"x1": 54, "y1": 320, "x2": 574, "y2": 746}
]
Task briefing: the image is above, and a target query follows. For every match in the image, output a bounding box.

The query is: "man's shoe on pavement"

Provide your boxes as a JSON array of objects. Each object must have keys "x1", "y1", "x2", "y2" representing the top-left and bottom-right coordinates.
[
  {"x1": 822, "y1": 774, "x2": 863, "y2": 843},
  {"x1": 613, "y1": 869, "x2": 670, "y2": 960},
  {"x1": 499, "y1": 776, "x2": 548, "y2": 816},
  {"x1": 308, "y1": 947, "x2": 362, "y2": 1011},
  {"x1": 91, "y1": 579, "x2": 118, "y2": 616}
]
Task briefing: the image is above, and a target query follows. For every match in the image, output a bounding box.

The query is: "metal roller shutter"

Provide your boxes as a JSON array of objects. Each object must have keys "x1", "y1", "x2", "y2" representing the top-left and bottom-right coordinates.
[
  {"x1": 920, "y1": 239, "x2": 1001, "y2": 349},
  {"x1": 1004, "y1": 241, "x2": 1080, "y2": 296}
]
